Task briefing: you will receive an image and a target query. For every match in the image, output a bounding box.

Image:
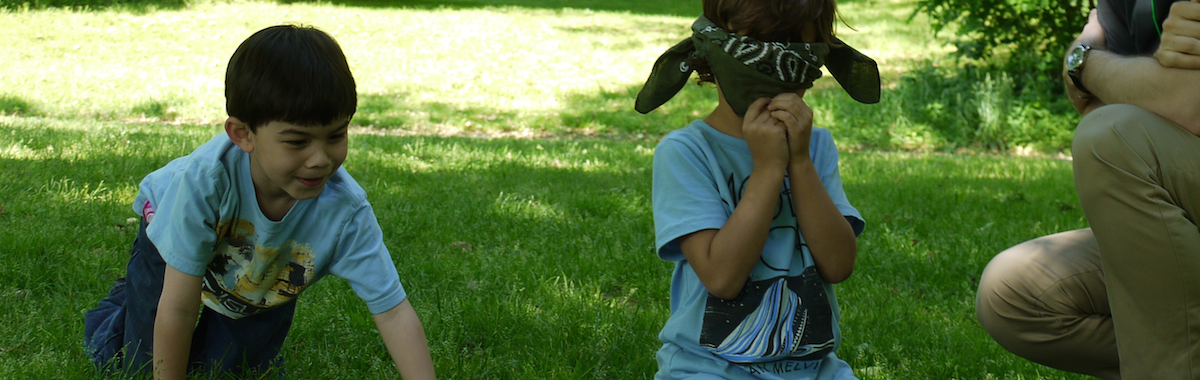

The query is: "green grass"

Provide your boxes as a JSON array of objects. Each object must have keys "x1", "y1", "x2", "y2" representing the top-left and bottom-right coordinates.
[
  {"x1": 0, "y1": 0, "x2": 1093, "y2": 378},
  {"x1": 1, "y1": 0, "x2": 1031, "y2": 149},
  {"x1": 0, "y1": 119, "x2": 1092, "y2": 379},
  {"x1": 0, "y1": 0, "x2": 1079, "y2": 152}
]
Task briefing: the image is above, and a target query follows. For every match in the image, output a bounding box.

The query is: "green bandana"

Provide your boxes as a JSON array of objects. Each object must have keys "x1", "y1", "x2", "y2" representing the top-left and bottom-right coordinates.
[{"x1": 635, "y1": 15, "x2": 881, "y2": 117}]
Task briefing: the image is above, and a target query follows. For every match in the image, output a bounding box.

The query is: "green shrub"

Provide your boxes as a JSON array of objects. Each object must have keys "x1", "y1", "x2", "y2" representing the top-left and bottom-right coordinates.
[
  {"x1": 822, "y1": 60, "x2": 1077, "y2": 153},
  {"x1": 915, "y1": 0, "x2": 1093, "y2": 79}
]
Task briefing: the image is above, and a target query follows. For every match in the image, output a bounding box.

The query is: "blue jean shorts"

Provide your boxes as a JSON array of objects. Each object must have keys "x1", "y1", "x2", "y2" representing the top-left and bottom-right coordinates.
[{"x1": 83, "y1": 218, "x2": 297, "y2": 376}]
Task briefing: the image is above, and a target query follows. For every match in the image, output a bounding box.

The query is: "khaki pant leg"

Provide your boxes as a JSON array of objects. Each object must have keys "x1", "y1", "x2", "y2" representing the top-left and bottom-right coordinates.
[
  {"x1": 1073, "y1": 104, "x2": 1200, "y2": 380},
  {"x1": 976, "y1": 228, "x2": 1120, "y2": 380}
]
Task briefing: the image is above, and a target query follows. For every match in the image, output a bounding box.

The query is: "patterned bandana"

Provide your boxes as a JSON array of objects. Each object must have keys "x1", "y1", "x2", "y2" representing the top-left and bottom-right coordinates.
[{"x1": 636, "y1": 15, "x2": 881, "y2": 117}]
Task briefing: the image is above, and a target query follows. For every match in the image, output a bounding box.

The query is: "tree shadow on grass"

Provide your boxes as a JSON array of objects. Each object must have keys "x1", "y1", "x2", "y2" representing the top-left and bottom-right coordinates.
[
  {"x1": 2, "y1": 116, "x2": 1091, "y2": 378},
  {"x1": 0, "y1": 95, "x2": 43, "y2": 117},
  {"x1": 316, "y1": 135, "x2": 667, "y2": 377},
  {"x1": 834, "y1": 152, "x2": 1086, "y2": 378},
  {"x1": 841, "y1": 153, "x2": 1081, "y2": 295},
  {"x1": 2, "y1": 121, "x2": 668, "y2": 378},
  {"x1": 0, "y1": 120, "x2": 195, "y2": 379}
]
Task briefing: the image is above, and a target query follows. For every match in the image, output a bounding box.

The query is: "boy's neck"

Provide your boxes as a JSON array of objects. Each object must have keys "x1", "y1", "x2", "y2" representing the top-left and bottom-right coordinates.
[
  {"x1": 256, "y1": 189, "x2": 297, "y2": 221},
  {"x1": 703, "y1": 95, "x2": 744, "y2": 139},
  {"x1": 247, "y1": 155, "x2": 298, "y2": 222}
]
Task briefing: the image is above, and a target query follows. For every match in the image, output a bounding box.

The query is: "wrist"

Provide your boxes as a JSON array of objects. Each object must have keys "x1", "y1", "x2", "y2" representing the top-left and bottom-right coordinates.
[
  {"x1": 749, "y1": 165, "x2": 787, "y2": 185},
  {"x1": 788, "y1": 153, "x2": 814, "y2": 168},
  {"x1": 1066, "y1": 43, "x2": 1095, "y2": 97},
  {"x1": 787, "y1": 158, "x2": 818, "y2": 179},
  {"x1": 751, "y1": 157, "x2": 788, "y2": 174}
]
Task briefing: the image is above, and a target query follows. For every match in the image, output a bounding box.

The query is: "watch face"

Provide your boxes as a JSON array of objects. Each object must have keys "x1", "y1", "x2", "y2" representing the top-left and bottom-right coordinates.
[{"x1": 1067, "y1": 46, "x2": 1086, "y2": 70}]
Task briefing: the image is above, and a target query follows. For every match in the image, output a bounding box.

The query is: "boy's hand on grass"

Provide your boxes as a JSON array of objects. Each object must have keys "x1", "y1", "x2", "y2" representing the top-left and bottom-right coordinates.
[
  {"x1": 768, "y1": 93, "x2": 814, "y2": 165},
  {"x1": 742, "y1": 97, "x2": 791, "y2": 173}
]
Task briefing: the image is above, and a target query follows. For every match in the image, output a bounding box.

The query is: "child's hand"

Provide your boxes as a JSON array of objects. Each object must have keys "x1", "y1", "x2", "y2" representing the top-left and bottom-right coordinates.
[
  {"x1": 767, "y1": 93, "x2": 814, "y2": 164},
  {"x1": 742, "y1": 97, "x2": 791, "y2": 173}
]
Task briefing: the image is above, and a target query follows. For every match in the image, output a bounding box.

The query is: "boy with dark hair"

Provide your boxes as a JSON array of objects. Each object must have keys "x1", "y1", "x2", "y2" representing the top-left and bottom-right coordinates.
[
  {"x1": 83, "y1": 25, "x2": 436, "y2": 379},
  {"x1": 636, "y1": 0, "x2": 879, "y2": 378}
]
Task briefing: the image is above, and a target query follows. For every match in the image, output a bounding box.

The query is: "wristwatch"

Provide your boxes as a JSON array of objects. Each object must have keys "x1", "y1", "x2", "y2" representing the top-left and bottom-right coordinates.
[{"x1": 1066, "y1": 44, "x2": 1093, "y2": 97}]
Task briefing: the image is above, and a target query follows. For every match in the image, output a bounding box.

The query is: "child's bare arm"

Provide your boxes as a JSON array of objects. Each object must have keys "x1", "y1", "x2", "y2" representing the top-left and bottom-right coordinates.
[
  {"x1": 153, "y1": 266, "x2": 203, "y2": 380},
  {"x1": 681, "y1": 98, "x2": 790, "y2": 300},
  {"x1": 374, "y1": 299, "x2": 436, "y2": 380},
  {"x1": 771, "y1": 94, "x2": 858, "y2": 283},
  {"x1": 785, "y1": 162, "x2": 857, "y2": 283}
]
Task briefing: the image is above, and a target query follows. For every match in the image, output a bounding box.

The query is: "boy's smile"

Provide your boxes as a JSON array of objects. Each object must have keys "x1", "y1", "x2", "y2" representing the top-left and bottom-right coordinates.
[{"x1": 227, "y1": 118, "x2": 349, "y2": 219}]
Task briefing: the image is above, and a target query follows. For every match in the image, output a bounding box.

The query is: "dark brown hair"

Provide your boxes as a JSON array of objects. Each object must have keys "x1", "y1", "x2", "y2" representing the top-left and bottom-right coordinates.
[
  {"x1": 225, "y1": 25, "x2": 357, "y2": 131},
  {"x1": 691, "y1": 0, "x2": 841, "y2": 84}
]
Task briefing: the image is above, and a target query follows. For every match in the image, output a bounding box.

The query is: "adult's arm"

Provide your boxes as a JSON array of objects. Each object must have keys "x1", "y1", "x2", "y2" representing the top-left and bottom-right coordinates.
[
  {"x1": 153, "y1": 266, "x2": 203, "y2": 380},
  {"x1": 374, "y1": 299, "x2": 436, "y2": 380},
  {"x1": 1082, "y1": 50, "x2": 1200, "y2": 134},
  {"x1": 1068, "y1": 5, "x2": 1200, "y2": 134}
]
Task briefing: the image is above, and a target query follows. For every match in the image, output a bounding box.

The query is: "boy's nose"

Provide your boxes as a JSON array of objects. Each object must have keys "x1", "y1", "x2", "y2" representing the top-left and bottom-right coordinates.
[{"x1": 307, "y1": 146, "x2": 333, "y2": 168}]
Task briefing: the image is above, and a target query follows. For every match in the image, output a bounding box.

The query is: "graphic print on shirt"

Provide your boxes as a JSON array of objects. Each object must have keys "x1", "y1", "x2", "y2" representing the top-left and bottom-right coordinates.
[
  {"x1": 700, "y1": 268, "x2": 835, "y2": 364},
  {"x1": 699, "y1": 172, "x2": 835, "y2": 365},
  {"x1": 202, "y1": 218, "x2": 316, "y2": 319}
]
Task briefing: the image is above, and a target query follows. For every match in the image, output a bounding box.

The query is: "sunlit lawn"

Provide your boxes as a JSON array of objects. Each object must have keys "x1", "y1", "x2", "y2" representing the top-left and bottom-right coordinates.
[
  {"x1": 0, "y1": 0, "x2": 951, "y2": 139},
  {"x1": 0, "y1": 0, "x2": 1089, "y2": 379}
]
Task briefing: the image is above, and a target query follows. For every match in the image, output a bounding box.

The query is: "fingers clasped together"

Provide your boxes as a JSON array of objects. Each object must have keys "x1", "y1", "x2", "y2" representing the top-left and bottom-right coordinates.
[{"x1": 742, "y1": 93, "x2": 815, "y2": 171}]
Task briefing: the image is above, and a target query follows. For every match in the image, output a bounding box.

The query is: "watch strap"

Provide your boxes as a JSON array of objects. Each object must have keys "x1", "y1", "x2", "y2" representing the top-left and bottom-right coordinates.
[{"x1": 1068, "y1": 44, "x2": 1094, "y2": 96}]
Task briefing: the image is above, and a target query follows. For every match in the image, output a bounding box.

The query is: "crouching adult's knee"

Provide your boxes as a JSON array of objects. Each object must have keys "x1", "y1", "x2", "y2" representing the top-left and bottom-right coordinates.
[
  {"x1": 975, "y1": 238, "x2": 1054, "y2": 355},
  {"x1": 974, "y1": 230, "x2": 1120, "y2": 379}
]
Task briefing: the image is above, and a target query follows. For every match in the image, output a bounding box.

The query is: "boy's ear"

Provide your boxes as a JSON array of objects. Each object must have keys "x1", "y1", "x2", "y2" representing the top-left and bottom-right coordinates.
[{"x1": 225, "y1": 117, "x2": 255, "y2": 153}]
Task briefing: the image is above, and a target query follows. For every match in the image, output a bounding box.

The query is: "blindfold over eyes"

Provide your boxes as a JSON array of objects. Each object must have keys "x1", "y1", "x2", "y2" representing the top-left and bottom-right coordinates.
[{"x1": 636, "y1": 14, "x2": 880, "y2": 117}]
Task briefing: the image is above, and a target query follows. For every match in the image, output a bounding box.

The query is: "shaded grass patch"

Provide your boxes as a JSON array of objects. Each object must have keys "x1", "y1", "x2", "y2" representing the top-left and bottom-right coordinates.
[
  {"x1": 0, "y1": 95, "x2": 40, "y2": 116},
  {"x1": 2, "y1": 117, "x2": 1093, "y2": 379}
]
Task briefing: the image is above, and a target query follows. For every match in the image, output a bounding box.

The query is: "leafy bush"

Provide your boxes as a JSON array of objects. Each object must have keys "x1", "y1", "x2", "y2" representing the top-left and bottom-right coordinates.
[
  {"x1": 820, "y1": 60, "x2": 1078, "y2": 153},
  {"x1": 915, "y1": 0, "x2": 1094, "y2": 79},
  {"x1": 901, "y1": 62, "x2": 1077, "y2": 152}
]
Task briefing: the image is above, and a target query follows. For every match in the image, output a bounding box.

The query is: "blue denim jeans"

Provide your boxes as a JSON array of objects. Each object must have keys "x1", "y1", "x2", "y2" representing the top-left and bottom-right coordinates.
[{"x1": 84, "y1": 218, "x2": 297, "y2": 376}]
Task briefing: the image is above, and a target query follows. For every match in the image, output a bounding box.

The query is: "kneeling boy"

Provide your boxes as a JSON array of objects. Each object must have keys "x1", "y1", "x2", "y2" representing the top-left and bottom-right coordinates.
[{"x1": 83, "y1": 25, "x2": 436, "y2": 379}]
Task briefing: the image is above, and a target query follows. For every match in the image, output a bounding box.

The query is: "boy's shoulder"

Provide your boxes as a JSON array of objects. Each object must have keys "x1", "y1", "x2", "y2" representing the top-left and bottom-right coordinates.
[
  {"x1": 658, "y1": 120, "x2": 715, "y2": 148},
  {"x1": 142, "y1": 133, "x2": 242, "y2": 190}
]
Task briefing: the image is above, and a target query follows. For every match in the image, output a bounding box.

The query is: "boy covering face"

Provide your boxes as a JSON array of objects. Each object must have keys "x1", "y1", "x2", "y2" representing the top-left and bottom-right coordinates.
[{"x1": 638, "y1": 0, "x2": 880, "y2": 378}]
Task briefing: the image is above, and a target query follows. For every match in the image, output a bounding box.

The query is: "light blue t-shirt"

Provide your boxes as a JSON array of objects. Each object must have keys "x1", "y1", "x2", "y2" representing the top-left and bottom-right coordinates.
[
  {"x1": 132, "y1": 133, "x2": 406, "y2": 319},
  {"x1": 652, "y1": 120, "x2": 864, "y2": 380}
]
